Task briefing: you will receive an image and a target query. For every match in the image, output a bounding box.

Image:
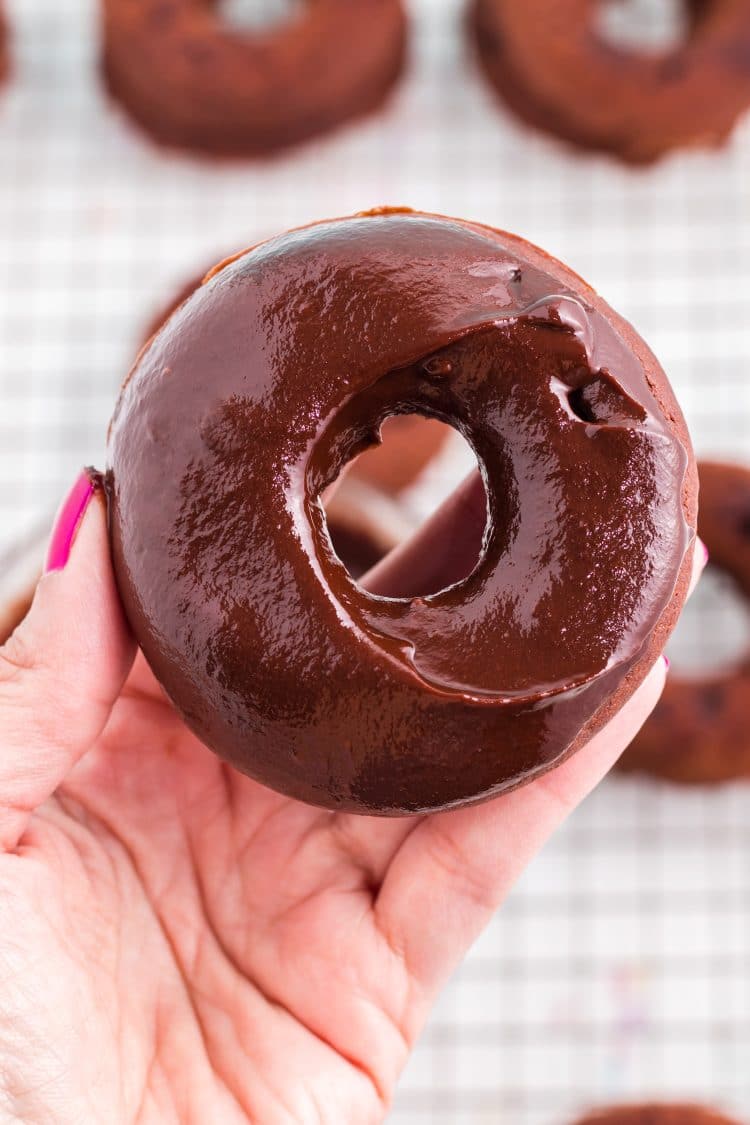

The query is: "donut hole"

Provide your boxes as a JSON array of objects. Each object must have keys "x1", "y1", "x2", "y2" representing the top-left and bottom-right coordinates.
[
  {"x1": 568, "y1": 385, "x2": 598, "y2": 423},
  {"x1": 567, "y1": 373, "x2": 646, "y2": 425},
  {"x1": 665, "y1": 565, "x2": 750, "y2": 677},
  {"x1": 597, "y1": 0, "x2": 690, "y2": 54},
  {"x1": 323, "y1": 415, "x2": 489, "y2": 597},
  {"x1": 218, "y1": 0, "x2": 302, "y2": 31}
]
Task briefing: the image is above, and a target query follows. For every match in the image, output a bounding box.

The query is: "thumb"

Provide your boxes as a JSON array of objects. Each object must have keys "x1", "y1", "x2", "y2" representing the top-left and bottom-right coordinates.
[{"x1": 0, "y1": 471, "x2": 135, "y2": 851}]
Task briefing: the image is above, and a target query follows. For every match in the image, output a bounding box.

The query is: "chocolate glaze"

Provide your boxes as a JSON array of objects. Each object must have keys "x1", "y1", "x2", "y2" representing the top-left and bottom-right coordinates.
[
  {"x1": 470, "y1": 0, "x2": 750, "y2": 164},
  {"x1": 619, "y1": 460, "x2": 750, "y2": 784},
  {"x1": 102, "y1": 0, "x2": 407, "y2": 156},
  {"x1": 145, "y1": 272, "x2": 451, "y2": 494},
  {"x1": 107, "y1": 210, "x2": 696, "y2": 815},
  {"x1": 573, "y1": 1105, "x2": 745, "y2": 1125}
]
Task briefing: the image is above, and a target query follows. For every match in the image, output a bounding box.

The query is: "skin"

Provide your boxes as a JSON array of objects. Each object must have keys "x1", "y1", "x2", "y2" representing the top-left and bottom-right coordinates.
[{"x1": 0, "y1": 489, "x2": 703, "y2": 1124}]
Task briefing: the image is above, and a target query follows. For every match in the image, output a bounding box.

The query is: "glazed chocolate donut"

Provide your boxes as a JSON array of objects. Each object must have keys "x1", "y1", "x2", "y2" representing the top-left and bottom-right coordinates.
[
  {"x1": 470, "y1": 0, "x2": 750, "y2": 163},
  {"x1": 102, "y1": 0, "x2": 407, "y2": 155},
  {"x1": 572, "y1": 1104, "x2": 745, "y2": 1125},
  {"x1": 107, "y1": 209, "x2": 696, "y2": 815},
  {"x1": 619, "y1": 460, "x2": 750, "y2": 784}
]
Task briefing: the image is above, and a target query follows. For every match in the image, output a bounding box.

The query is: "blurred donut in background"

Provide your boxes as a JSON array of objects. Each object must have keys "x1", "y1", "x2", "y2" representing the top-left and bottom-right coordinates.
[
  {"x1": 469, "y1": 0, "x2": 750, "y2": 163},
  {"x1": 101, "y1": 0, "x2": 408, "y2": 155},
  {"x1": 343, "y1": 413, "x2": 453, "y2": 496},
  {"x1": 571, "y1": 1104, "x2": 746, "y2": 1125},
  {"x1": 619, "y1": 461, "x2": 750, "y2": 783}
]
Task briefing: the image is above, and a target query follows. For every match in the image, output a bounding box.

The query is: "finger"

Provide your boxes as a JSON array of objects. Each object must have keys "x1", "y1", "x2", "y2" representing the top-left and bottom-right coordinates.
[
  {"x1": 375, "y1": 655, "x2": 668, "y2": 1000},
  {"x1": 0, "y1": 472, "x2": 134, "y2": 851},
  {"x1": 363, "y1": 470, "x2": 486, "y2": 597}
]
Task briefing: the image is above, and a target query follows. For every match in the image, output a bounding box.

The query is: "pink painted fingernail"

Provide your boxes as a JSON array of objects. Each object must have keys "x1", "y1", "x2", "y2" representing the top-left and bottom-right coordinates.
[
  {"x1": 663, "y1": 655, "x2": 670, "y2": 672},
  {"x1": 701, "y1": 540, "x2": 709, "y2": 565},
  {"x1": 44, "y1": 470, "x2": 96, "y2": 573}
]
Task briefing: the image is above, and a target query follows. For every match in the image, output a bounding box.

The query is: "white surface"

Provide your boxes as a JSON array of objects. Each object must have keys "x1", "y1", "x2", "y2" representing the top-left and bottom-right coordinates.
[{"x1": 0, "y1": 1, "x2": 749, "y2": 1121}]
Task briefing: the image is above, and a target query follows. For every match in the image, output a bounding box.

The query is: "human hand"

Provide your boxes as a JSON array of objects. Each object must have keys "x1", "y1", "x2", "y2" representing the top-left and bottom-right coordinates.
[{"x1": 0, "y1": 471, "x2": 703, "y2": 1124}]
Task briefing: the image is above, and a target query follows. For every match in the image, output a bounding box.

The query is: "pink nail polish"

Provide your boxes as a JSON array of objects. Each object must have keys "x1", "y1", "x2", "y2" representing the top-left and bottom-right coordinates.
[
  {"x1": 44, "y1": 470, "x2": 96, "y2": 573},
  {"x1": 702, "y1": 540, "x2": 709, "y2": 565},
  {"x1": 663, "y1": 655, "x2": 670, "y2": 672}
]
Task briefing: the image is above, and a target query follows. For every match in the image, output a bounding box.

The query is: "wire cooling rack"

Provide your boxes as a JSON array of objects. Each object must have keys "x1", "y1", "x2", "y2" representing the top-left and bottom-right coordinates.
[{"x1": 1, "y1": 1, "x2": 749, "y2": 1122}]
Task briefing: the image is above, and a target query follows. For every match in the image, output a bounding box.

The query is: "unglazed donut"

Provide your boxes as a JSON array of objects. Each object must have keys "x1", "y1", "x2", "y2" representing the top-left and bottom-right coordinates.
[
  {"x1": 106, "y1": 209, "x2": 696, "y2": 815},
  {"x1": 572, "y1": 1104, "x2": 745, "y2": 1125},
  {"x1": 470, "y1": 0, "x2": 750, "y2": 164},
  {"x1": 619, "y1": 460, "x2": 750, "y2": 784},
  {"x1": 101, "y1": 0, "x2": 407, "y2": 156}
]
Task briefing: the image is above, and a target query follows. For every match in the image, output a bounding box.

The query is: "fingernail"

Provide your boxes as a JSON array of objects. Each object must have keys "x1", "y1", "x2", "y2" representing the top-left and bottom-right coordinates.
[
  {"x1": 44, "y1": 470, "x2": 96, "y2": 573},
  {"x1": 701, "y1": 540, "x2": 709, "y2": 566},
  {"x1": 663, "y1": 655, "x2": 671, "y2": 672}
]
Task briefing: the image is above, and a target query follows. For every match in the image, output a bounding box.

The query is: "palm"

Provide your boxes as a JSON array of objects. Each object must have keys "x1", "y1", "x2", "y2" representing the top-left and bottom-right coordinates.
[
  {"x1": 0, "y1": 501, "x2": 671, "y2": 1124},
  {"x1": 2, "y1": 657, "x2": 426, "y2": 1123}
]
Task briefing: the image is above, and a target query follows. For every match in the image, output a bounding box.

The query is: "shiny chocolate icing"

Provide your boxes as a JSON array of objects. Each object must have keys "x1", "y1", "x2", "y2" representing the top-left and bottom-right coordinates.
[{"x1": 107, "y1": 210, "x2": 695, "y2": 814}]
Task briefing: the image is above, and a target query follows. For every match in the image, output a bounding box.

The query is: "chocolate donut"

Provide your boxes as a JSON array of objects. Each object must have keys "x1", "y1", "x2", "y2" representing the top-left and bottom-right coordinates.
[
  {"x1": 101, "y1": 0, "x2": 407, "y2": 156},
  {"x1": 573, "y1": 1105, "x2": 745, "y2": 1125},
  {"x1": 107, "y1": 209, "x2": 696, "y2": 815},
  {"x1": 470, "y1": 0, "x2": 750, "y2": 164},
  {"x1": 619, "y1": 460, "x2": 750, "y2": 784}
]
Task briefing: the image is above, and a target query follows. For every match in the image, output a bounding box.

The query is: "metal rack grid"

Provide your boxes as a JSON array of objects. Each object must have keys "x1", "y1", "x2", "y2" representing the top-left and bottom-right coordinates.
[{"x1": 0, "y1": 1, "x2": 749, "y2": 1122}]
